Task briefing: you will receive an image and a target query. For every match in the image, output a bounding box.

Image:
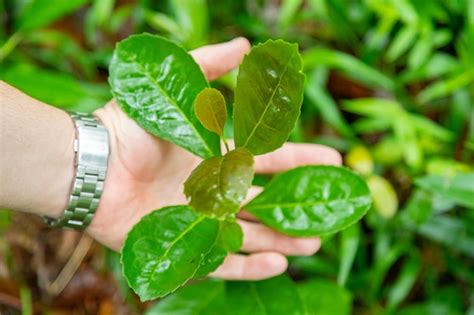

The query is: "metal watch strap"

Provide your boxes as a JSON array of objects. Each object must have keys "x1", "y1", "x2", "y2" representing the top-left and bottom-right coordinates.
[{"x1": 44, "y1": 112, "x2": 109, "y2": 230}]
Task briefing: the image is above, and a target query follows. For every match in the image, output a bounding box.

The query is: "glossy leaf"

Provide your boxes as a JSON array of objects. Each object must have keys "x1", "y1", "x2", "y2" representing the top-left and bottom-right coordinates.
[
  {"x1": 226, "y1": 274, "x2": 305, "y2": 315},
  {"x1": 146, "y1": 280, "x2": 225, "y2": 315},
  {"x1": 233, "y1": 40, "x2": 305, "y2": 155},
  {"x1": 109, "y1": 33, "x2": 220, "y2": 158},
  {"x1": 298, "y1": 279, "x2": 352, "y2": 315},
  {"x1": 194, "y1": 88, "x2": 227, "y2": 137},
  {"x1": 121, "y1": 206, "x2": 219, "y2": 301},
  {"x1": 16, "y1": 0, "x2": 88, "y2": 31},
  {"x1": 415, "y1": 172, "x2": 474, "y2": 209},
  {"x1": 218, "y1": 220, "x2": 243, "y2": 252},
  {"x1": 246, "y1": 166, "x2": 372, "y2": 236},
  {"x1": 193, "y1": 221, "x2": 243, "y2": 279},
  {"x1": 184, "y1": 148, "x2": 254, "y2": 219}
]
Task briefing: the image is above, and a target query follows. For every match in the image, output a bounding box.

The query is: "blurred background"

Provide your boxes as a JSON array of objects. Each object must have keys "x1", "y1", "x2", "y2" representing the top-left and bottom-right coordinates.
[{"x1": 0, "y1": 0, "x2": 473, "y2": 314}]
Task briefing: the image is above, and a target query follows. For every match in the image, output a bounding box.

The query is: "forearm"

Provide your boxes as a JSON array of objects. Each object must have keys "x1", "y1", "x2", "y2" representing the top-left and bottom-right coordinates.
[{"x1": 0, "y1": 81, "x2": 75, "y2": 218}]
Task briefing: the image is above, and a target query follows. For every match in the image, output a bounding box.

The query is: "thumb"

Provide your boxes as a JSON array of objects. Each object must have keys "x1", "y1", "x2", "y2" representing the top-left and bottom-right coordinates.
[{"x1": 190, "y1": 37, "x2": 251, "y2": 81}]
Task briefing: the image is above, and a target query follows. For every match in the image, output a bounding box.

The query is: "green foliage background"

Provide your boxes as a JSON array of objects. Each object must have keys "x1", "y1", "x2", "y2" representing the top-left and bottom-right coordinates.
[{"x1": 1, "y1": 0, "x2": 473, "y2": 313}]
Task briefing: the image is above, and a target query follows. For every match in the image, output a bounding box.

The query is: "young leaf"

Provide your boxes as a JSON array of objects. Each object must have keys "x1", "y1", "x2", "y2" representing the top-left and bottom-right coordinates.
[
  {"x1": 226, "y1": 274, "x2": 305, "y2": 315},
  {"x1": 109, "y1": 33, "x2": 220, "y2": 159},
  {"x1": 246, "y1": 166, "x2": 372, "y2": 236},
  {"x1": 121, "y1": 206, "x2": 219, "y2": 301},
  {"x1": 184, "y1": 148, "x2": 254, "y2": 219},
  {"x1": 194, "y1": 87, "x2": 227, "y2": 137},
  {"x1": 233, "y1": 40, "x2": 305, "y2": 155}
]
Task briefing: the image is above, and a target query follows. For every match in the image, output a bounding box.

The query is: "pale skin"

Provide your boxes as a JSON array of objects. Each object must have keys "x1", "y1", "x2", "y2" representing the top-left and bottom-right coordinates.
[{"x1": 0, "y1": 37, "x2": 342, "y2": 280}]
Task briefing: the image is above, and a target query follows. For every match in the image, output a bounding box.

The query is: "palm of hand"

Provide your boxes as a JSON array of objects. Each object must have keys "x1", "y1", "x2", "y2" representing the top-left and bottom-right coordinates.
[{"x1": 89, "y1": 38, "x2": 342, "y2": 280}]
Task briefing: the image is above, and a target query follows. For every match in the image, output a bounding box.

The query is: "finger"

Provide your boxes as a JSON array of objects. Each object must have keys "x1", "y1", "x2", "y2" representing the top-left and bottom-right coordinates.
[
  {"x1": 243, "y1": 186, "x2": 262, "y2": 204},
  {"x1": 190, "y1": 37, "x2": 250, "y2": 81},
  {"x1": 238, "y1": 220, "x2": 321, "y2": 256},
  {"x1": 238, "y1": 186, "x2": 262, "y2": 221},
  {"x1": 210, "y1": 252, "x2": 287, "y2": 280},
  {"x1": 254, "y1": 142, "x2": 342, "y2": 174}
]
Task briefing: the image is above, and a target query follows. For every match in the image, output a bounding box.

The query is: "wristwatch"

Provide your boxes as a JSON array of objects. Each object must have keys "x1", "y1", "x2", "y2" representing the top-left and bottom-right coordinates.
[{"x1": 43, "y1": 112, "x2": 109, "y2": 230}]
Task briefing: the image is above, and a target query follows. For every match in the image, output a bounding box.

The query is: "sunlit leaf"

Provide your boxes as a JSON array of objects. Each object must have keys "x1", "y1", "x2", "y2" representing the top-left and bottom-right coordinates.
[
  {"x1": 233, "y1": 40, "x2": 305, "y2": 155},
  {"x1": 194, "y1": 88, "x2": 227, "y2": 137},
  {"x1": 109, "y1": 33, "x2": 220, "y2": 158},
  {"x1": 246, "y1": 166, "x2": 371, "y2": 236},
  {"x1": 121, "y1": 206, "x2": 219, "y2": 301},
  {"x1": 184, "y1": 148, "x2": 254, "y2": 219}
]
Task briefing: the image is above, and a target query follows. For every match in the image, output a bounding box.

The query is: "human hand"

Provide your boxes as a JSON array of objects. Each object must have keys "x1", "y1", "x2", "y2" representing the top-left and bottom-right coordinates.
[{"x1": 91, "y1": 38, "x2": 342, "y2": 280}]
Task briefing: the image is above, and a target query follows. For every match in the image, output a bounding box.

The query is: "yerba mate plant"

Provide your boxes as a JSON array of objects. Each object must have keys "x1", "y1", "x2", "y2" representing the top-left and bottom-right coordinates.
[{"x1": 108, "y1": 33, "x2": 372, "y2": 302}]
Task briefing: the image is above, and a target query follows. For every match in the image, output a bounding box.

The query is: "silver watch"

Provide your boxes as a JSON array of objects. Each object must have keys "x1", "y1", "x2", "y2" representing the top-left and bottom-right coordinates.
[{"x1": 44, "y1": 112, "x2": 109, "y2": 230}]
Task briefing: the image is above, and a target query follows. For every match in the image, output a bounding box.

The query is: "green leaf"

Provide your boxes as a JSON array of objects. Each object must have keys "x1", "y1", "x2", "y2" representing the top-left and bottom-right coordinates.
[
  {"x1": 218, "y1": 220, "x2": 243, "y2": 252},
  {"x1": 338, "y1": 223, "x2": 360, "y2": 286},
  {"x1": 0, "y1": 63, "x2": 110, "y2": 112},
  {"x1": 184, "y1": 148, "x2": 254, "y2": 219},
  {"x1": 16, "y1": 0, "x2": 88, "y2": 31},
  {"x1": 417, "y1": 70, "x2": 474, "y2": 104},
  {"x1": 146, "y1": 280, "x2": 225, "y2": 315},
  {"x1": 305, "y1": 68, "x2": 354, "y2": 138},
  {"x1": 246, "y1": 166, "x2": 372, "y2": 236},
  {"x1": 303, "y1": 48, "x2": 395, "y2": 91},
  {"x1": 121, "y1": 206, "x2": 219, "y2": 301},
  {"x1": 417, "y1": 215, "x2": 474, "y2": 257},
  {"x1": 109, "y1": 33, "x2": 220, "y2": 158},
  {"x1": 415, "y1": 173, "x2": 474, "y2": 209},
  {"x1": 367, "y1": 175, "x2": 399, "y2": 219},
  {"x1": 226, "y1": 274, "x2": 305, "y2": 315},
  {"x1": 194, "y1": 88, "x2": 227, "y2": 137},
  {"x1": 408, "y1": 33, "x2": 433, "y2": 69},
  {"x1": 298, "y1": 279, "x2": 352, "y2": 315},
  {"x1": 387, "y1": 254, "x2": 421, "y2": 309},
  {"x1": 169, "y1": 0, "x2": 209, "y2": 49},
  {"x1": 193, "y1": 221, "x2": 243, "y2": 279},
  {"x1": 233, "y1": 40, "x2": 305, "y2": 155},
  {"x1": 386, "y1": 25, "x2": 417, "y2": 62}
]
